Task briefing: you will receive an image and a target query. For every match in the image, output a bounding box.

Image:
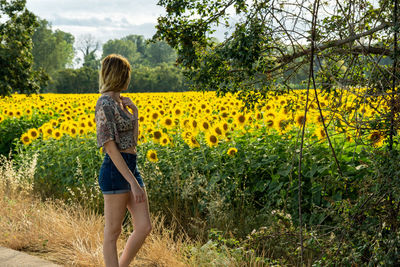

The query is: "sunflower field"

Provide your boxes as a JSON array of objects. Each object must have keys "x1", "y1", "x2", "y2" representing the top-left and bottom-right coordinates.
[{"x1": 1, "y1": 90, "x2": 399, "y2": 264}]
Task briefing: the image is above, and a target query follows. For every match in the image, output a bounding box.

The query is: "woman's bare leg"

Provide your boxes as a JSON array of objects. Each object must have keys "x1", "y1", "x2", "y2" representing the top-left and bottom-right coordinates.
[
  {"x1": 103, "y1": 193, "x2": 130, "y2": 267},
  {"x1": 119, "y1": 187, "x2": 152, "y2": 267}
]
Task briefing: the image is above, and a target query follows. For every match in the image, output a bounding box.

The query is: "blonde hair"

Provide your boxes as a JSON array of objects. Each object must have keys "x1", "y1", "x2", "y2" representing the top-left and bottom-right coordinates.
[{"x1": 99, "y1": 54, "x2": 131, "y2": 93}]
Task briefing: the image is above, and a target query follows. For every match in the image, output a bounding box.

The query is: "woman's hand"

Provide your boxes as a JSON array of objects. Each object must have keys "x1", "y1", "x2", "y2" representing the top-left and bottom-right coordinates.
[
  {"x1": 120, "y1": 96, "x2": 138, "y2": 112},
  {"x1": 131, "y1": 184, "x2": 146, "y2": 203}
]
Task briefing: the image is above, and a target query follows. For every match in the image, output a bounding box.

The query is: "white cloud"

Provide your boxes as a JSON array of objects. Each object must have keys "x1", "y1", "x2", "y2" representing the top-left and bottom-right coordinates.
[{"x1": 26, "y1": 0, "x2": 164, "y2": 42}]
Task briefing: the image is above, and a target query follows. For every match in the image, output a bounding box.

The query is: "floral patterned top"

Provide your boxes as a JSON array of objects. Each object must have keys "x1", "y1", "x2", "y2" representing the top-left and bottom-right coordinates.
[{"x1": 95, "y1": 94, "x2": 139, "y2": 152}]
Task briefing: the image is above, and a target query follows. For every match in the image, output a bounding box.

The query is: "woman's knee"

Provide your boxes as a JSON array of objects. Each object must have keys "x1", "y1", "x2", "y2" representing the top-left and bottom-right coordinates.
[
  {"x1": 104, "y1": 225, "x2": 122, "y2": 241},
  {"x1": 136, "y1": 222, "x2": 152, "y2": 236}
]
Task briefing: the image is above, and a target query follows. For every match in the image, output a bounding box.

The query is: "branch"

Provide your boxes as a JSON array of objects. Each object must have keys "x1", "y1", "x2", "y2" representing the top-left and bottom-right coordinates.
[{"x1": 278, "y1": 22, "x2": 391, "y2": 64}]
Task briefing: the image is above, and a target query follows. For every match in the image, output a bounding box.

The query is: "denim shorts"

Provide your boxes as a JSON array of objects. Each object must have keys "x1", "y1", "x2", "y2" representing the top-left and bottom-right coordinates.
[{"x1": 98, "y1": 152, "x2": 145, "y2": 194}]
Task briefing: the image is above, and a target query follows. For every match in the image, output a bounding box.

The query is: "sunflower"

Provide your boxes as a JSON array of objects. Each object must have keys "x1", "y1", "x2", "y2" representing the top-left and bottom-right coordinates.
[
  {"x1": 25, "y1": 108, "x2": 32, "y2": 116},
  {"x1": 369, "y1": 131, "x2": 384, "y2": 147},
  {"x1": 190, "y1": 118, "x2": 199, "y2": 131},
  {"x1": 220, "y1": 111, "x2": 229, "y2": 119},
  {"x1": 314, "y1": 127, "x2": 327, "y2": 140},
  {"x1": 162, "y1": 117, "x2": 174, "y2": 129},
  {"x1": 42, "y1": 126, "x2": 53, "y2": 140},
  {"x1": 187, "y1": 136, "x2": 200, "y2": 148},
  {"x1": 27, "y1": 128, "x2": 40, "y2": 140},
  {"x1": 152, "y1": 130, "x2": 163, "y2": 143},
  {"x1": 180, "y1": 118, "x2": 191, "y2": 130},
  {"x1": 276, "y1": 117, "x2": 287, "y2": 133},
  {"x1": 235, "y1": 113, "x2": 246, "y2": 128},
  {"x1": 295, "y1": 114, "x2": 306, "y2": 127},
  {"x1": 161, "y1": 135, "x2": 171, "y2": 146},
  {"x1": 227, "y1": 147, "x2": 238, "y2": 156},
  {"x1": 69, "y1": 125, "x2": 78, "y2": 138},
  {"x1": 212, "y1": 124, "x2": 225, "y2": 137},
  {"x1": 52, "y1": 129, "x2": 63, "y2": 140},
  {"x1": 78, "y1": 127, "x2": 85, "y2": 135},
  {"x1": 181, "y1": 130, "x2": 192, "y2": 140},
  {"x1": 174, "y1": 108, "x2": 182, "y2": 116},
  {"x1": 79, "y1": 121, "x2": 87, "y2": 128},
  {"x1": 138, "y1": 135, "x2": 147, "y2": 145},
  {"x1": 200, "y1": 120, "x2": 211, "y2": 132},
  {"x1": 205, "y1": 132, "x2": 218, "y2": 147},
  {"x1": 221, "y1": 121, "x2": 229, "y2": 132},
  {"x1": 265, "y1": 118, "x2": 275, "y2": 129},
  {"x1": 20, "y1": 133, "x2": 31, "y2": 145},
  {"x1": 147, "y1": 149, "x2": 159, "y2": 163},
  {"x1": 151, "y1": 111, "x2": 160, "y2": 121}
]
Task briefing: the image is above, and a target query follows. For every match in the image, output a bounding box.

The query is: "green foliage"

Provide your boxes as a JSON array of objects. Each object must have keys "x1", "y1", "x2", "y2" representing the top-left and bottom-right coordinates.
[
  {"x1": 0, "y1": 112, "x2": 53, "y2": 156},
  {"x1": 102, "y1": 34, "x2": 177, "y2": 67},
  {"x1": 32, "y1": 18, "x2": 75, "y2": 77},
  {"x1": 102, "y1": 37, "x2": 141, "y2": 67},
  {"x1": 13, "y1": 133, "x2": 103, "y2": 211},
  {"x1": 130, "y1": 63, "x2": 189, "y2": 92},
  {"x1": 316, "y1": 149, "x2": 400, "y2": 266},
  {"x1": 51, "y1": 67, "x2": 99, "y2": 93},
  {"x1": 0, "y1": 0, "x2": 48, "y2": 97},
  {"x1": 144, "y1": 40, "x2": 176, "y2": 66}
]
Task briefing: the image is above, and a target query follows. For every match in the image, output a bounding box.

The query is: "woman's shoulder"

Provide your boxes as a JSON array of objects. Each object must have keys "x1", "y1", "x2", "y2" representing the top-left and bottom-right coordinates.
[{"x1": 96, "y1": 95, "x2": 115, "y2": 109}]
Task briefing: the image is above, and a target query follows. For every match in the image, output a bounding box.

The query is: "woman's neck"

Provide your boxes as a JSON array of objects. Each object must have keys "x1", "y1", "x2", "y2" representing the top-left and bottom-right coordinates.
[{"x1": 103, "y1": 91, "x2": 121, "y2": 103}]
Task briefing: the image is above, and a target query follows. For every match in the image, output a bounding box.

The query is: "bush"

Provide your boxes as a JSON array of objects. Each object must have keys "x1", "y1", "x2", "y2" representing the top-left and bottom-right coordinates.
[{"x1": 13, "y1": 133, "x2": 104, "y2": 211}]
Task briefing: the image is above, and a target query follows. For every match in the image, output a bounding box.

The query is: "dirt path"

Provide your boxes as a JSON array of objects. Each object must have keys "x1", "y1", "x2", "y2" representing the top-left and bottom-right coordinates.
[{"x1": 0, "y1": 246, "x2": 61, "y2": 267}]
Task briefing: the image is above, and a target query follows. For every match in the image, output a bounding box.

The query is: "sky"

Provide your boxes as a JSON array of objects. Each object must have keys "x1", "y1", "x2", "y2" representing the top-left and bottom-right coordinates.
[
  {"x1": 26, "y1": 0, "x2": 229, "y2": 45},
  {"x1": 26, "y1": 0, "x2": 166, "y2": 42},
  {"x1": 25, "y1": 0, "x2": 231, "y2": 65}
]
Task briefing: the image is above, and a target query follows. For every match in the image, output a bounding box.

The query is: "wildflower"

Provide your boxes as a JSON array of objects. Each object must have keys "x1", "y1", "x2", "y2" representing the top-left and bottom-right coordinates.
[
  {"x1": 20, "y1": 133, "x2": 31, "y2": 145},
  {"x1": 152, "y1": 130, "x2": 163, "y2": 143},
  {"x1": 52, "y1": 129, "x2": 63, "y2": 140},
  {"x1": 369, "y1": 131, "x2": 384, "y2": 147},
  {"x1": 314, "y1": 127, "x2": 327, "y2": 140},
  {"x1": 147, "y1": 149, "x2": 159, "y2": 163},
  {"x1": 235, "y1": 113, "x2": 246, "y2": 127},
  {"x1": 295, "y1": 114, "x2": 306, "y2": 127},
  {"x1": 187, "y1": 136, "x2": 200, "y2": 148},
  {"x1": 200, "y1": 120, "x2": 211, "y2": 132},
  {"x1": 205, "y1": 132, "x2": 218, "y2": 147},
  {"x1": 27, "y1": 128, "x2": 39, "y2": 140},
  {"x1": 227, "y1": 147, "x2": 238, "y2": 156},
  {"x1": 162, "y1": 117, "x2": 174, "y2": 129}
]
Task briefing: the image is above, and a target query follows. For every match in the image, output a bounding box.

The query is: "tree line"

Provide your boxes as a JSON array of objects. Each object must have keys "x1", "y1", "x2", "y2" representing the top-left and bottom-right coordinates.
[
  {"x1": 0, "y1": 0, "x2": 190, "y2": 96},
  {"x1": 32, "y1": 19, "x2": 190, "y2": 93}
]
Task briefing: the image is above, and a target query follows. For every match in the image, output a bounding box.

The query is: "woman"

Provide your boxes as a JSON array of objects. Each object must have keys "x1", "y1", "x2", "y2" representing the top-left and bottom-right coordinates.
[{"x1": 95, "y1": 54, "x2": 152, "y2": 267}]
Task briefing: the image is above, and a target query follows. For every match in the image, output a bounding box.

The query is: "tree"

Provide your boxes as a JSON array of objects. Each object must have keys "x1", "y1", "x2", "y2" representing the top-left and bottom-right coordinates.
[
  {"x1": 124, "y1": 34, "x2": 147, "y2": 55},
  {"x1": 144, "y1": 40, "x2": 176, "y2": 66},
  {"x1": 130, "y1": 63, "x2": 188, "y2": 92},
  {"x1": 0, "y1": 0, "x2": 48, "y2": 97},
  {"x1": 54, "y1": 67, "x2": 98, "y2": 93},
  {"x1": 102, "y1": 38, "x2": 140, "y2": 66},
  {"x1": 77, "y1": 33, "x2": 100, "y2": 68},
  {"x1": 32, "y1": 18, "x2": 75, "y2": 75},
  {"x1": 154, "y1": 0, "x2": 399, "y2": 108}
]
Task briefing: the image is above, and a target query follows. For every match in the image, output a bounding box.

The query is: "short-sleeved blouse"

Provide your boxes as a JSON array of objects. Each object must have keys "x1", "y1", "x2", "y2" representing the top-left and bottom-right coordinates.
[{"x1": 95, "y1": 94, "x2": 138, "y2": 151}]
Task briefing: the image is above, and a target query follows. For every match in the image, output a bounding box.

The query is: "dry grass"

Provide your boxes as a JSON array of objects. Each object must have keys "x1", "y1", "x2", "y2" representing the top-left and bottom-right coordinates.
[{"x1": 0, "y1": 153, "x2": 192, "y2": 266}]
